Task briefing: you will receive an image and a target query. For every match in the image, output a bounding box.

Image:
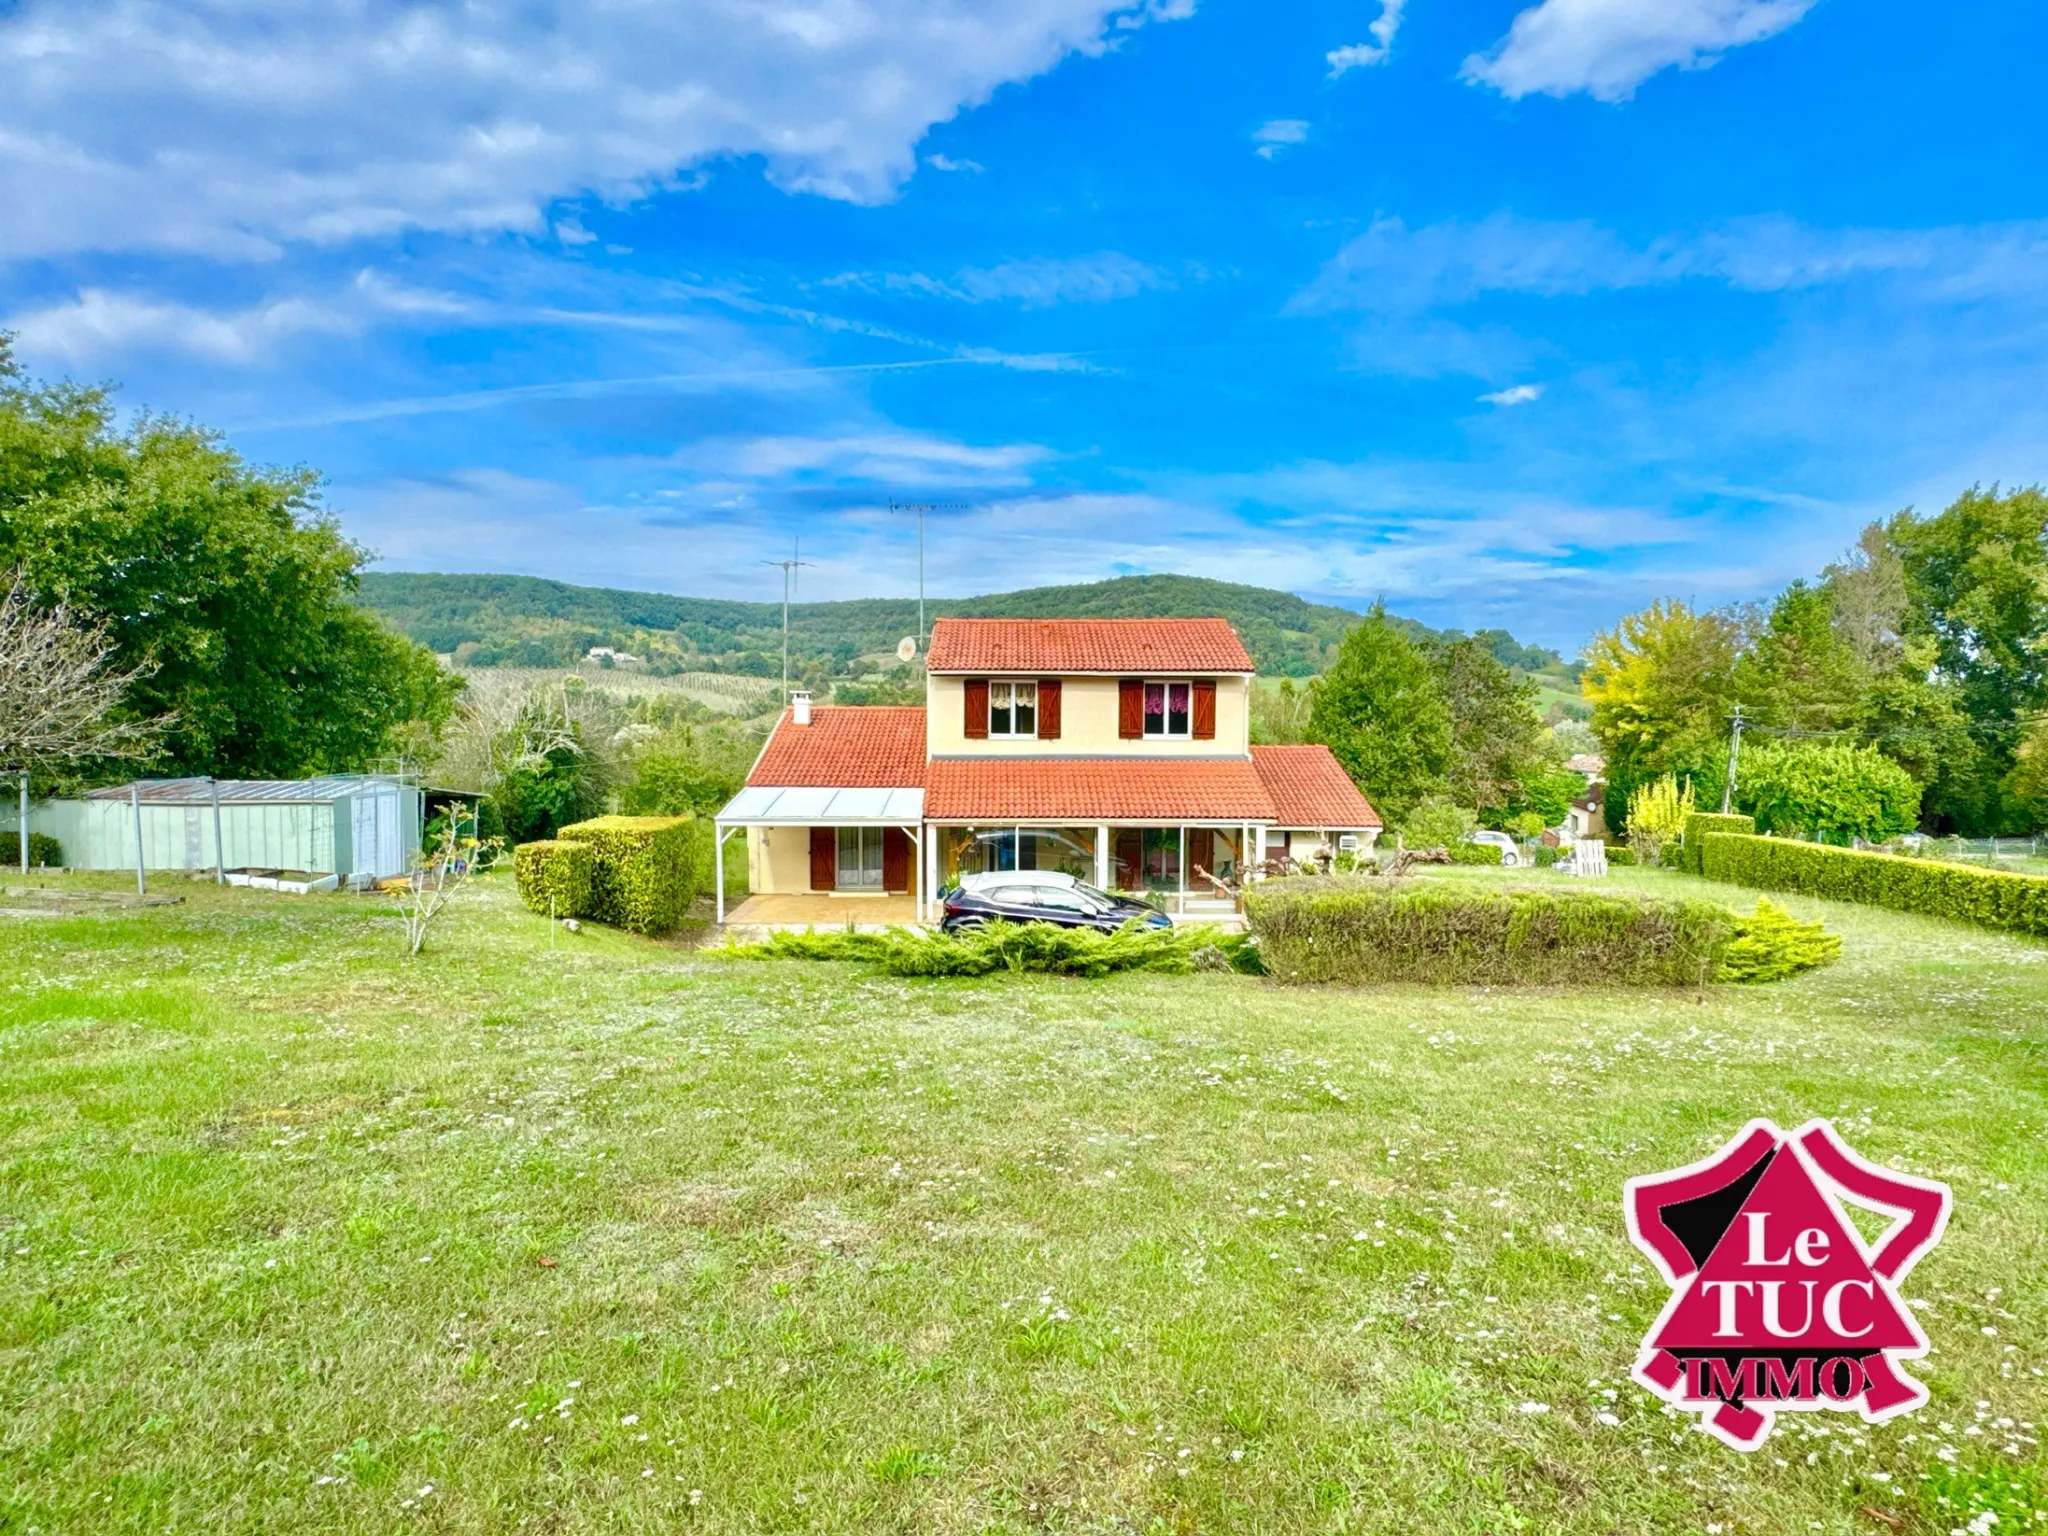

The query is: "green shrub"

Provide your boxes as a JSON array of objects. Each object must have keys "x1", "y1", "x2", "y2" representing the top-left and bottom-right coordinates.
[
  {"x1": 1606, "y1": 844, "x2": 1637, "y2": 867},
  {"x1": 1245, "y1": 877, "x2": 1736, "y2": 987},
  {"x1": 1450, "y1": 841, "x2": 1503, "y2": 865},
  {"x1": 513, "y1": 839, "x2": 597, "y2": 919},
  {"x1": 1533, "y1": 846, "x2": 1561, "y2": 868},
  {"x1": 1717, "y1": 898, "x2": 1841, "y2": 982},
  {"x1": 1734, "y1": 741, "x2": 1922, "y2": 845},
  {"x1": 1699, "y1": 832, "x2": 2048, "y2": 937},
  {"x1": 0, "y1": 832, "x2": 63, "y2": 868},
  {"x1": 1678, "y1": 812, "x2": 1756, "y2": 874},
  {"x1": 557, "y1": 815, "x2": 701, "y2": 936},
  {"x1": 726, "y1": 919, "x2": 1257, "y2": 978},
  {"x1": 1400, "y1": 799, "x2": 1477, "y2": 851}
]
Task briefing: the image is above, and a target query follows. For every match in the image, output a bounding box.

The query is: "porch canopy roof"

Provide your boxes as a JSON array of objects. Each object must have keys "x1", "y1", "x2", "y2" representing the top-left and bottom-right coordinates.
[{"x1": 716, "y1": 785, "x2": 925, "y2": 826}]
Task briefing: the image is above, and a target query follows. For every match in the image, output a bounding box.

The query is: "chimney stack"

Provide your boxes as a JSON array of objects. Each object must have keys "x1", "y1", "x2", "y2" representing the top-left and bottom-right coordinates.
[{"x1": 791, "y1": 690, "x2": 812, "y2": 726}]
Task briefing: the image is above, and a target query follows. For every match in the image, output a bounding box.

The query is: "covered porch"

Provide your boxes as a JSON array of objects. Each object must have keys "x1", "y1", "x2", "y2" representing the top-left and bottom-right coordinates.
[
  {"x1": 712, "y1": 784, "x2": 928, "y2": 927},
  {"x1": 925, "y1": 821, "x2": 1265, "y2": 919}
]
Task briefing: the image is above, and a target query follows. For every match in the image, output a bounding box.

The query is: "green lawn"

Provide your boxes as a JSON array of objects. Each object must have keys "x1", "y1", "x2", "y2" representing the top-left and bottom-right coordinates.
[{"x1": 1, "y1": 868, "x2": 2042, "y2": 1534}]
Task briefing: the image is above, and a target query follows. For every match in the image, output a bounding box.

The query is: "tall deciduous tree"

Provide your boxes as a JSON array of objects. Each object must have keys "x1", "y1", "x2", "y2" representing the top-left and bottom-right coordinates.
[
  {"x1": 1308, "y1": 605, "x2": 1452, "y2": 827},
  {"x1": 1581, "y1": 598, "x2": 1741, "y2": 828},
  {"x1": 0, "y1": 341, "x2": 461, "y2": 778},
  {"x1": 1427, "y1": 635, "x2": 1546, "y2": 818}
]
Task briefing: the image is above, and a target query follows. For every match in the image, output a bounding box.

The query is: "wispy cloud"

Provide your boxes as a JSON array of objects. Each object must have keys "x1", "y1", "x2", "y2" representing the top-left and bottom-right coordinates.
[
  {"x1": 923, "y1": 153, "x2": 985, "y2": 174},
  {"x1": 827, "y1": 251, "x2": 1172, "y2": 307},
  {"x1": 1253, "y1": 119, "x2": 1310, "y2": 160},
  {"x1": 1463, "y1": 0, "x2": 1817, "y2": 103},
  {"x1": 1481, "y1": 383, "x2": 1542, "y2": 405},
  {"x1": 8, "y1": 288, "x2": 354, "y2": 363},
  {"x1": 1327, "y1": 0, "x2": 1406, "y2": 76}
]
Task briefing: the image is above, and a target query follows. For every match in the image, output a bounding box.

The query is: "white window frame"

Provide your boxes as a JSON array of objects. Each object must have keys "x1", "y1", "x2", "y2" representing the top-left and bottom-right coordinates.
[
  {"x1": 1140, "y1": 678, "x2": 1194, "y2": 739},
  {"x1": 988, "y1": 679, "x2": 1039, "y2": 739}
]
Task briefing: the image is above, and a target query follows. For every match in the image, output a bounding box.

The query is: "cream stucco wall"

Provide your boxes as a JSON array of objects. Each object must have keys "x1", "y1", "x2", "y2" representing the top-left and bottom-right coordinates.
[
  {"x1": 925, "y1": 674, "x2": 1251, "y2": 756},
  {"x1": 748, "y1": 825, "x2": 817, "y2": 894}
]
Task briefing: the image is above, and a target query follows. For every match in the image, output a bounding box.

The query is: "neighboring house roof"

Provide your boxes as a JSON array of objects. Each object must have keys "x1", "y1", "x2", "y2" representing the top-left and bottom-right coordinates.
[
  {"x1": 1566, "y1": 753, "x2": 1606, "y2": 776},
  {"x1": 746, "y1": 706, "x2": 927, "y2": 788},
  {"x1": 1570, "y1": 792, "x2": 1603, "y2": 813},
  {"x1": 1250, "y1": 745, "x2": 1383, "y2": 829},
  {"x1": 926, "y1": 757, "x2": 1277, "y2": 821},
  {"x1": 925, "y1": 617, "x2": 1255, "y2": 675}
]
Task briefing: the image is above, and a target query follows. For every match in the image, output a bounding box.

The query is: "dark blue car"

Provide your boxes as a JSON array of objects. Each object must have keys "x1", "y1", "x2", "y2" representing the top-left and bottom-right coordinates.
[{"x1": 939, "y1": 871, "x2": 1172, "y2": 934}]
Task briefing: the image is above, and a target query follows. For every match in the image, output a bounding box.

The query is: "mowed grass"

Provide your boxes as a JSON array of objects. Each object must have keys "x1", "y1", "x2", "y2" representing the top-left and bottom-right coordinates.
[{"x1": 0, "y1": 868, "x2": 2042, "y2": 1534}]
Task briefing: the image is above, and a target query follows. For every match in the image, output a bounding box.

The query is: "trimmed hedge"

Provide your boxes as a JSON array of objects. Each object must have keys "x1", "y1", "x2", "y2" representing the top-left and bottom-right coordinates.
[
  {"x1": 1699, "y1": 832, "x2": 2048, "y2": 937},
  {"x1": 1451, "y1": 842, "x2": 1504, "y2": 865},
  {"x1": 1532, "y1": 842, "x2": 1633, "y2": 868},
  {"x1": 1679, "y1": 812, "x2": 1756, "y2": 874},
  {"x1": 513, "y1": 839, "x2": 597, "y2": 919},
  {"x1": 1606, "y1": 844, "x2": 1638, "y2": 867},
  {"x1": 726, "y1": 919, "x2": 1258, "y2": 978},
  {"x1": 1245, "y1": 877, "x2": 1735, "y2": 987},
  {"x1": 557, "y1": 815, "x2": 701, "y2": 936},
  {"x1": 0, "y1": 832, "x2": 63, "y2": 868}
]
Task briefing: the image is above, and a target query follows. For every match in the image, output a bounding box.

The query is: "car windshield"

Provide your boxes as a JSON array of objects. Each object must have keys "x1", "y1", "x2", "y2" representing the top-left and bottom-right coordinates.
[{"x1": 1072, "y1": 881, "x2": 1121, "y2": 909}]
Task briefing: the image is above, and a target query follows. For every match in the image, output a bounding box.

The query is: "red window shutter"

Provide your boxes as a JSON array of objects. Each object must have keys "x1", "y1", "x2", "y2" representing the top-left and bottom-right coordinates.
[
  {"x1": 963, "y1": 678, "x2": 989, "y2": 740},
  {"x1": 882, "y1": 827, "x2": 911, "y2": 892},
  {"x1": 1118, "y1": 678, "x2": 1144, "y2": 739},
  {"x1": 1192, "y1": 678, "x2": 1218, "y2": 739},
  {"x1": 1037, "y1": 679, "x2": 1062, "y2": 740}
]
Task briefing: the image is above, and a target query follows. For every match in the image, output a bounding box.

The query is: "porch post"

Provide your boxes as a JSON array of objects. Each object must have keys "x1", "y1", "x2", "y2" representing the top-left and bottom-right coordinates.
[
  {"x1": 909, "y1": 824, "x2": 923, "y2": 923},
  {"x1": 1177, "y1": 824, "x2": 1187, "y2": 915},
  {"x1": 714, "y1": 822, "x2": 726, "y2": 925},
  {"x1": 1096, "y1": 823, "x2": 1109, "y2": 890},
  {"x1": 924, "y1": 825, "x2": 938, "y2": 922}
]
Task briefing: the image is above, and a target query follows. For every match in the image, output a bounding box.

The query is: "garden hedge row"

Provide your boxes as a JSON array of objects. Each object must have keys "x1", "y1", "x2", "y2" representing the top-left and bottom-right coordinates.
[
  {"x1": 0, "y1": 832, "x2": 63, "y2": 868},
  {"x1": 1531, "y1": 842, "x2": 1634, "y2": 868},
  {"x1": 1678, "y1": 812, "x2": 1756, "y2": 874},
  {"x1": 557, "y1": 815, "x2": 702, "y2": 936},
  {"x1": 1245, "y1": 877, "x2": 1736, "y2": 987},
  {"x1": 1450, "y1": 842, "x2": 1503, "y2": 865},
  {"x1": 513, "y1": 839, "x2": 596, "y2": 919},
  {"x1": 1698, "y1": 832, "x2": 2048, "y2": 937}
]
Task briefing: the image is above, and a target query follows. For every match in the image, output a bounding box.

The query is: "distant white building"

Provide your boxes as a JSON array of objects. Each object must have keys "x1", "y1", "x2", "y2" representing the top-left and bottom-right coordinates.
[{"x1": 587, "y1": 646, "x2": 643, "y2": 664}]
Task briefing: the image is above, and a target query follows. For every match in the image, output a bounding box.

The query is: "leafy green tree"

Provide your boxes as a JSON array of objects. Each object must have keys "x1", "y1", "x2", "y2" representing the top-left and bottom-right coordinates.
[
  {"x1": 1428, "y1": 635, "x2": 1546, "y2": 818},
  {"x1": 1309, "y1": 606, "x2": 1452, "y2": 827},
  {"x1": 1581, "y1": 599, "x2": 1740, "y2": 829},
  {"x1": 1734, "y1": 582, "x2": 1867, "y2": 734},
  {"x1": 0, "y1": 343, "x2": 461, "y2": 778},
  {"x1": 620, "y1": 720, "x2": 762, "y2": 816},
  {"x1": 1504, "y1": 764, "x2": 1588, "y2": 828},
  {"x1": 1399, "y1": 798, "x2": 1477, "y2": 851},
  {"x1": 1735, "y1": 741, "x2": 1922, "y2": 844}
]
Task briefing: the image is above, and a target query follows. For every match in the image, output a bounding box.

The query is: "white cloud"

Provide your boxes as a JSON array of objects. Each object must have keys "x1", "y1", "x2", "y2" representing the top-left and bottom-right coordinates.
[
  {"x1": 7, "y1": 287, "x2": 356, "y2": 363},
  {"x1": 674, "y1": 429, "x2": 1051, "y2": 488},
  {"x1": 1327, "y1": 0, "x2": 1406, "y2": 76},
  {"x1": 0, "y1": 0, "x2": 1195, "y2": 262},
  {"x1": 1253, "y1": 119, "x2": 1311, "y2": 160},
  {"x1": 1481, "y1": 383, "x2": 1542, "y2": 405},
  {"x1": 1463, "y1": 0, "x2": 1817, "y2": 102},
  {"x1": 831, "y1": 251, "x2": 1170, "y2": 307},
  {"x1": 923, "y1": 153, "x2": 985, "y2": 174}
]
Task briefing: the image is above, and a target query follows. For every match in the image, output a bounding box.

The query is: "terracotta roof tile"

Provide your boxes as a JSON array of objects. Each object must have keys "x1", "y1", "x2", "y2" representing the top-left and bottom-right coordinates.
[
  {"x1": 747, "y1": 707, "x2": 927, "y2": 789},
  {"x1": 925, "y1": 618, "x2": 1254, "y2": 674},
  {"x1": 925, "y1": 757, "x2": 1276, "y2": 821},
  {"x1": 1249, "y1": 745, "x2": 1383, "y2": 829}
]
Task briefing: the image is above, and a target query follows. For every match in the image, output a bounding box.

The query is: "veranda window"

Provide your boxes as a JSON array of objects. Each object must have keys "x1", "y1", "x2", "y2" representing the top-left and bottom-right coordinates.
[
  {"x1": 989, "y1": 680, "x2": 1038, "y2": 738},
  {"x1": 1142, "y1": 681, "x2": 1192, "y2": 738},
  {"x1": 836, "y1": 826, "x2": 884, "y2": 889}
]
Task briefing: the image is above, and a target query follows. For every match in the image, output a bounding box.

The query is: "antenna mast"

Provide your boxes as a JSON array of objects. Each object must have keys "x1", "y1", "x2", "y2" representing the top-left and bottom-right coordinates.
[
  {"x1": 890, "y1": 500, "x2": 967, "y2": 647},
  {"x1": 762, "y1": 535, "x2": 814, "y2": 699}
]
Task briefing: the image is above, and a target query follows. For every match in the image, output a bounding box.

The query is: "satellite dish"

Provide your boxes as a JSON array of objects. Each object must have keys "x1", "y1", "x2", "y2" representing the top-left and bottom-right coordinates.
[{"x1": 896, "y1": 636, "x2": 918, "y2": 662}]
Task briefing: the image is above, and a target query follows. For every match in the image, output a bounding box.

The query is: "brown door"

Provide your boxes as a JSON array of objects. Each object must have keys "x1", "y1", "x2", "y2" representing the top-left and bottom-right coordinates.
[
  {"x1": 1115, "y1": 830, "x2": 1142, "y2": 890},
  {"x1": 882, "y1": 827, "x2": 911, "y2": 892},
  {"x1": 809, "y1": 827, "x2": 836, "y2": 891},
  {"x1": 1187, "y1": 827, "x2": 1215, "y2": 879}
]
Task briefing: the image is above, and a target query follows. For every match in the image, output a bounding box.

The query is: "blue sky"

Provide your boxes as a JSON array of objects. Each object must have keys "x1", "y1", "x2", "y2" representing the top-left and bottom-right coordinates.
[{"x1": 4, "y1": 0, "x2": 2045, "y2": 652}]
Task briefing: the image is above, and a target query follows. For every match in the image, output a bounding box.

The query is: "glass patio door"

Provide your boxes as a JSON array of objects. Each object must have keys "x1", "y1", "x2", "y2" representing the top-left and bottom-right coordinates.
[{"x1": 836, "y1": 826, "x2": 884, "y2": 889}]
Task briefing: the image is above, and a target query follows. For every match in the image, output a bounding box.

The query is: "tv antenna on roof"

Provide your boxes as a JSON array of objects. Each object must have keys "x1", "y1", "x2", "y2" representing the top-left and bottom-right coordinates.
[
  {"x1": 762, "y1": 535, "x2": 814, "y2": 698},
  {"x1": 889, "y1": 499, "x2": 968, "y2": 648}
]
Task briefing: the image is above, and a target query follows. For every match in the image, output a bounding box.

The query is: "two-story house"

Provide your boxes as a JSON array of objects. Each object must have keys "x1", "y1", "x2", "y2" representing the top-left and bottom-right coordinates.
[{"x1": 712, "y1": 617, "x2": 1381, "y2": 924}]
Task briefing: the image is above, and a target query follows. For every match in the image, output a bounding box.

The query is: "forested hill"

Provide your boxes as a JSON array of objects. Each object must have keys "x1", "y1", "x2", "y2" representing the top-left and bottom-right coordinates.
[{"x1": 357, "y1": 570, "x2": 1560, "y2": 679}]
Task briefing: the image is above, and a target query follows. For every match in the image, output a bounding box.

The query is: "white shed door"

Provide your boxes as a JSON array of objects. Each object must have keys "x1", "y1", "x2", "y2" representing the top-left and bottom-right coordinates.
[
  {"x1": 351, "y1": 795, "x2": 380, "y2": 878},
  {"x1": 350, "y1": 792, "x2": 405, "y2": 879}
]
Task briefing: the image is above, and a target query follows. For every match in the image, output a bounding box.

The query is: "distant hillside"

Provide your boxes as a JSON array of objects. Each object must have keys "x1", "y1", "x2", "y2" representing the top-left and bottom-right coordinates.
[{"x1": 357, "y1": 570, "x2": 1560, "y2": 681}]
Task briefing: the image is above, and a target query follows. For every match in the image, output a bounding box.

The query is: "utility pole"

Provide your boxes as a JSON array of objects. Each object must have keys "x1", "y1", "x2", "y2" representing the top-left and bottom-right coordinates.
[
  {"x1": 761, "y1": 537, "x2": 813, "y2": 699},
  {"x1": 1721, "y1": 705, "x2": 1746, "y2": 814},
  {"x1": 889, "y1": 500, "x2": 967, "y2": 647}
]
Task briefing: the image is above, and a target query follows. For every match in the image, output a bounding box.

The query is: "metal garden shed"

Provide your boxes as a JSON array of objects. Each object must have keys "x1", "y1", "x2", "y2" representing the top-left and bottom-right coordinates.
[{"x1": 32, "y1": 776, "x2": 422, "y2": 883}]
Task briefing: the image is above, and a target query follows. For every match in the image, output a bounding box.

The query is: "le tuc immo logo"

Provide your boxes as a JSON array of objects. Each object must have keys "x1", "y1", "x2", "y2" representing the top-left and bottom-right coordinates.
[{"x1": 1624, "y1": 1119, "x2": 1953, "y2": 1451}]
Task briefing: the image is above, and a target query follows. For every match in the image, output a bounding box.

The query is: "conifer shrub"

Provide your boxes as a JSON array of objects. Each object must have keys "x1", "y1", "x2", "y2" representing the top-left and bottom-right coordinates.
[
  {"x1": 513, "y1": 839, "x2": 596, "y2": 919},
  {"x1": 556, "y1": 815, "x2": 700, "y2": 936},
  {"x1": 1718, "y1": 898, "x2": 1840, "y2": 982},
  {"x1": 726, "y1": 919, "x2": 1259, "y2": 978}
]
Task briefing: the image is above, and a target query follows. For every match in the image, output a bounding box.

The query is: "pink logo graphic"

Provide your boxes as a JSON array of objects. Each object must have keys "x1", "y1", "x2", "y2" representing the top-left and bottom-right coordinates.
[{"x1": 1624, "y1": 1119, "x2": 1951, "y2": 1450}]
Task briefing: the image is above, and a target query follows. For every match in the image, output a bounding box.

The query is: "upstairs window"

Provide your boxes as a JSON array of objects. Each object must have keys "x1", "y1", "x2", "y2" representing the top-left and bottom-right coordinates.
[
  {"x1": 1143, "y1": 680, "x2": 1192, "y2": 738},
  {"x1": 989, "y1": 680, "x2": 1038, "y2": 738}
]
